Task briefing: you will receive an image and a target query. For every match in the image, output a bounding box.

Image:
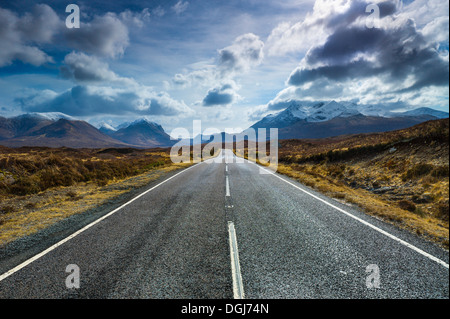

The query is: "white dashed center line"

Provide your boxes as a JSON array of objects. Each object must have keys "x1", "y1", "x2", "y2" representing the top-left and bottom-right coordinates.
[{"x1": 228, "y1": 221, "x2": 245, "y2": 299}]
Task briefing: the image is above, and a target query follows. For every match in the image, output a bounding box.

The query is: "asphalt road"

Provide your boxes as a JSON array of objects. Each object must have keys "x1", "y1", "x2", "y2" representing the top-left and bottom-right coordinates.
[{"x1": 0, "y1": 149, "x2": 448, "y2": 298}]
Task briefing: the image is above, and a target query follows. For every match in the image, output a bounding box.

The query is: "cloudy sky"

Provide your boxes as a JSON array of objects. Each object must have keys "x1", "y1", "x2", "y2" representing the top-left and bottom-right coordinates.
[{"x1": 0, "y1": 0, "x2": 448, "y2": 134}]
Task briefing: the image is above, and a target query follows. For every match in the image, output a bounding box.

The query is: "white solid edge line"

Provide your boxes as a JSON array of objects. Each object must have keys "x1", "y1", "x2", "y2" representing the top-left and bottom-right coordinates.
[
  {"x1": 228, "y1": 221, "x2": 245, "y2": 299},
  {"x1": 250, "y1": 161, "x2": 449, "y2": 269},
  {"x1": 0, "y1": 161, "x2": 205, "y2": 282}
]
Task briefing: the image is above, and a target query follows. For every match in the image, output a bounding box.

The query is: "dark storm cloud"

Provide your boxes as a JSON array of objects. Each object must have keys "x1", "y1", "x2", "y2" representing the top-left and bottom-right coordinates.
[
  {"x1": 17, "y1": 85, "x2": 193, "y2": 117},
  {"x1": 305, "y1": 27, "x2": 385, "y2": 66},
  {"x1": 288, "y1": 19, "x2": 449, "y2": 91},
  {"x1": 202, "y1": 87, "x2": 235, "y2": 106},
  {"x1": 202, "y1": 82, "x2": 240, "y2": 106}
]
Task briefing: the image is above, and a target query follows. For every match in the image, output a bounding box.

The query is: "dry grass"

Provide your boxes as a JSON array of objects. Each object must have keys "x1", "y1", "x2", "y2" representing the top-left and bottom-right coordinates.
[{"x1": 0, "y1": 147, "x2": 174, "y2": 196}]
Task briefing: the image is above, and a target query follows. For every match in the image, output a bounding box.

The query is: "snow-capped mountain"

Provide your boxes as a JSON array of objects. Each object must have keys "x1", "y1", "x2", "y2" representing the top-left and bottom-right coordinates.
[
  {"x1": 0, "y1": 114, "x2": 130, "y2": 148},
  {"x1": 0, "y1": 113, "x2": 174, "y2": 148},
  {"x1": 306, "y1": 100, "x2": 361, "y2": 122},
  {"x1": 24, "y1": 112, "x2": 76, "y2": 121},
  {"x1": 251, "y1": 100, "x2": 448, "y2": 140},
  {"x1": 1, "y1": 113, "x2": 58, "y2": 139},
  {"x1": 253, "y1": 100, "x2": 362, "y2": 129},
  {"x1": 98, "y1": 122, "x2": 117, "y2": 135}
]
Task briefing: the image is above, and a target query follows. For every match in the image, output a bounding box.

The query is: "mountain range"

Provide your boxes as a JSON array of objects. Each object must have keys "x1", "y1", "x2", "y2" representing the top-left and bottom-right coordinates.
[
  {"x1": 250, "y1": 101, "x2": 449, "y2": 140},
  {"x1": 0, "y1": 102, "x2": 448, "y2": 148},
  {"x1": 0, "y1": 114, "x2": 173, "y2": 149}
]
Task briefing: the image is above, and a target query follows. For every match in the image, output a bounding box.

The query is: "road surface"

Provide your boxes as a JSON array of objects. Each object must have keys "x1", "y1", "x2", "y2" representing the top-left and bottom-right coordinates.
[{"x1": 0, "y1": 149, "x2": 448, "y2": 298}]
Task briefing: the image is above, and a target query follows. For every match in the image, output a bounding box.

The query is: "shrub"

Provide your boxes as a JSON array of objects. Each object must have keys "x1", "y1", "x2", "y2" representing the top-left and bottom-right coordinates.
[
  {"x1": 398, "y1": 200, "x2": 416, "y2": 212},
  {"x1": 0, "y1": 205, "x2": 16, "y2": 214},
  {"x1": 66, "y1": 190, "x2": 78, "y2": 198},
  {"x1": 10, "y1": 177, "x2": 41, "y2": 195},
  {"x1": 24, "y1": 202, "x2": 36, "y2": 209},
  {"x1": 431, "y1": 165, "x2": 449, "y2": 178},
  {"x1": 437, "y1": 202, "x2": 449, "y2": 222},
  {"x1": 414, "y1": 207, "x2": 426, "y2": 217},
  {"x1": 403, "y1": 163, "x2": 434, "y2": 180}
]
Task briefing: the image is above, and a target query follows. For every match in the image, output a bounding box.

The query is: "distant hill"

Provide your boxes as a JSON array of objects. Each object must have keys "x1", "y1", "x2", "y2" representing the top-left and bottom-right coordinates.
[
  {"x1": 0, "y1": 118, "x2": 130, "y2": 148},
  {"x1": 104, "y1": 119, "x2": 175, "y2": 148},
  {"x1": 0, "y1": 113, "x2": 177, "y2": 149},
  {"x1": 395, "y1": 107, "x2": 449, "y2": 119},
  {"x1": 0, "y1": 114, "x2": 54, "y2": 140}
]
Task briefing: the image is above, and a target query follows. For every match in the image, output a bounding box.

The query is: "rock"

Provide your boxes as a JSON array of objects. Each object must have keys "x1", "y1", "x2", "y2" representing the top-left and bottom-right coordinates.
[
  {"x1": 372, "y1": 186, "x2": 394, "y2": 194},
  {"x1": 421, "y1": 193, "x2": 433, "y2": 203},
  {"x1": 372, "y1": 181, "x2": 381, "y2": 189},
  {"x1": 349, "y1": 181, "x2": 358, "y2": 188}
]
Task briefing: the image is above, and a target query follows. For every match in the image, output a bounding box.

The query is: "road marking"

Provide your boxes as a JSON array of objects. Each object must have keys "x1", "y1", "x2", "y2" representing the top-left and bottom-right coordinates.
[
  {"x1": 226, "y1": 176, "x2": 230, "y2": 197},
  {"x1": 226, "y1": 165, "x2": 228, "y2": 172},
  {"x1": 228, "y1": 221, "x2": 245, "y2": 299},
  {"x1": 251, "y1": 162, "x2": 449, "y2": 269},
  {"x1": 0, "y1": 161, "x2": 206, "y2": 283}
]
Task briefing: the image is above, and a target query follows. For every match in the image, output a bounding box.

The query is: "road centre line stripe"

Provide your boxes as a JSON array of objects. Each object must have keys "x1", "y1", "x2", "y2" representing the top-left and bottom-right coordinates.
[
  {"x1": 226, "y1": 176, "x2": 230, "y2": 197},
  {"x1": 250, "y1": 162, "x2": 449, "y2": 269},
  {"x1": 0, "y1": 161, "x2": 205, "y2": 283},
  {"x1": 228, "y1": 221, "x2": 245, "y2": 299}
]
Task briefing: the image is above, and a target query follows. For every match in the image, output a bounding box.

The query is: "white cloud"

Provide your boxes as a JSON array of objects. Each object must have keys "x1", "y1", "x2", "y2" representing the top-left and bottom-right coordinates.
[
  {"x1": 172, "y1": 33, "x2": 264, "y2": 107},
  {"x1": 119, "y1": 8, "x2": 151, "y2": 28},
  {"x1": 0, "y1": 4, "x2": 60, "y2": 67},
  {"x1": 218, "y1": 33, "x2": 265, "y2": 76},
  {"x1": 172, "y1": 67, "x2": 216, "y2": 88},
  {"x1": 422, "y1": 16, "x2": 449, "y2": 45},
  {"x1": 400, "y1": 0, "x2": 449, "y2": 27},
  {"x1": 60, "y1": 51, "x2": 138, "y2": 86},
  {"x1": 64, "y1": 13, "x2": 130, "y2": 59},
  {"x1": 152, "y1": 6, "x2": 166, "y2": 17},
  {"x1": 61, "y1": 52, "x2": 118, "y2": 82},
  {"x1": 172, "y1": 1, "x2": 189, "y2": 15}
]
